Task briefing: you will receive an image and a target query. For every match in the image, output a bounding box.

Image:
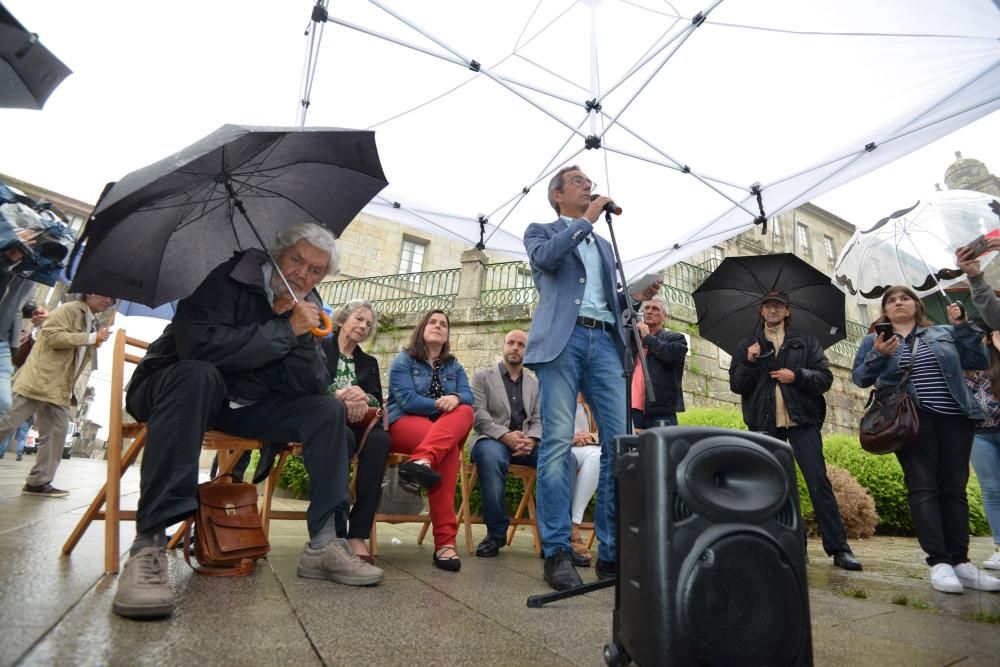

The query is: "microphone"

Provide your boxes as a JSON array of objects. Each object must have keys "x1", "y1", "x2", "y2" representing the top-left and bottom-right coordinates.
[{"x1": 590, "y1": 193, "x2": 622, "y2": 216}]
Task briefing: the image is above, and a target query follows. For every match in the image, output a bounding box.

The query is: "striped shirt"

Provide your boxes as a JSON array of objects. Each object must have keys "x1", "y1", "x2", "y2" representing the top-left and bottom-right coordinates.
[{"x1": 898, "y1": 337, "x2": 964, "y2": 415}]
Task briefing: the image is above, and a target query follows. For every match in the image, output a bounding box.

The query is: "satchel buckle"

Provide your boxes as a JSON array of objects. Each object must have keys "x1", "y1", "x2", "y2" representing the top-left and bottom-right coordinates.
[{"x1": 225, "y1": 503, "x2": 237, "y2": 516}]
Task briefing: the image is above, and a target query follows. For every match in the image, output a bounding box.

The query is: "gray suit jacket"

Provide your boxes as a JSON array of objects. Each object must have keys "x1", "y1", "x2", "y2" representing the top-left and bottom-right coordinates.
[{"x1": 470, "y1": 363, "x2": 542, "y2": 453}]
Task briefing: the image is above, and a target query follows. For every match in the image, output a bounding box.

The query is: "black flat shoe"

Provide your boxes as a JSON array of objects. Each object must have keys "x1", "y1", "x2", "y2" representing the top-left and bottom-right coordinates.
[
  {"x1": 398, "y1": 461, "x2": 442, "y2": 488},
  {"x1": 433, "y1": 546, "x2": 462, "y2": 572}
]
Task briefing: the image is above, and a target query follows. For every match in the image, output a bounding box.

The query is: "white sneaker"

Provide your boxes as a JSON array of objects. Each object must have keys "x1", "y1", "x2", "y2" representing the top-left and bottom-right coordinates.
[
  {"x1": 953, "y1": 562, "x2": 1000, "y2": 592},
  {"x1": 929, "y1": 563, "x2": 964, "y2": 594},
  {"x1": 983, "y1": 547, "x2": 1000, "y2": 571}
]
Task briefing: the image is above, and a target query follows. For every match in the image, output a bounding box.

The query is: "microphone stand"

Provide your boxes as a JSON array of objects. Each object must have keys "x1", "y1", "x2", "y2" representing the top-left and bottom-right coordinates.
[{"x1": 527, "y1": 204, "x2": 654, "y2": 607}]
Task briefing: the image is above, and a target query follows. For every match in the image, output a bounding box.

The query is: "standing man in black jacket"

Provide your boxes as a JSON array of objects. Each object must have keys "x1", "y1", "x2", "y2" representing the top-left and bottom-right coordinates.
[
  {"x1": 729, "y1": 290, "x2": 862, "y2": 571},
  {"x1": 631, "y1": 298, "x2": 688, "y2": 429},
  {"x1": 112, "y1": 223, "x2": 383, "y2": 621}
]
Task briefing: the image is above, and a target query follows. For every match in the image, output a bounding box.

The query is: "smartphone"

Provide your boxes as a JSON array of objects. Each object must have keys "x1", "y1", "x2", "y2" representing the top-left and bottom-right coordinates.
[
  {"x1": 874, "y1": 322, "x2": 894, "y2": 341},
  {"x1": 963, "y1": 234, "x2": 990, "y2": 259},
  {"x1": 961, "y1": 228, "x2": 1000, "y2": 259}
]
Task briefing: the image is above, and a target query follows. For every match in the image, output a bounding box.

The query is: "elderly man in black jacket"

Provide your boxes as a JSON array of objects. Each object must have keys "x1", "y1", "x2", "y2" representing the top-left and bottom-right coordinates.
[
  {"x1": 631, "y1": 298, "x2": 688, "y2": 429},
  {"x1": 112, "y1": 223, "x2": 383, "y2": 621},
  {"x1": 729, "y1": 290, "x2": 862, "y2": 571}
]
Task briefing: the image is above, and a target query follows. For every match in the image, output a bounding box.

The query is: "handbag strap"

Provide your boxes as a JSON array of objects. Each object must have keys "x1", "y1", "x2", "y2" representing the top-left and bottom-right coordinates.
[
  {"x1": 353, "y1": 407, "x2": 384, "y2": 459},
  {"x1": 866, "y1": 337, "x2": 921, "y2": 409}
]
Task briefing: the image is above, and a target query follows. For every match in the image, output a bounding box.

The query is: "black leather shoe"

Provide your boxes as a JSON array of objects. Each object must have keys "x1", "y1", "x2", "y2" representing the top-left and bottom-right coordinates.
[
  {"x1": 398, "y1": 461, "x2": 442, "y2": 488},
  {"x1": 595, "y1": 558, "x2": 616, "y2": 580},
  {"x1": 475, "y1": 535, "x2": 505, "y2": 558},
  {"x1": 544, "y1": 551, "x2": 583, "y2": 591},
  {"x1": 833, "y1": 550, "x2": 863, "y2": 571},
  {"x1": 571, "y1": 551, "x2": 592, "y2": 568}
]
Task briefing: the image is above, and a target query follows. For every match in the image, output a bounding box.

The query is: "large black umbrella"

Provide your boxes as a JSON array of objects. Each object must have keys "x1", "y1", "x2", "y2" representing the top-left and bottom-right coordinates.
[
  {"x1": 69, "y1": 124, "x2": 388, "y2": 307},
  {"x1": 0, "y1": 4, "x2": 71, "y2": 109},
  {"x1": 693, "y1": 253, "x2": 846, "y2": 355}
]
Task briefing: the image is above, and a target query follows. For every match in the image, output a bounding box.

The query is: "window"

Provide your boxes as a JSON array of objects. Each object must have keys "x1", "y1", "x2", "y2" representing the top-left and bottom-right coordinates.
[
  {"x1": 398, "y1": 238, "x2": 427, "y2": 275},
  {"x1": 772, "y1": 217, "x2": 783, "y2": 239},
  {"x1": 709, "y1": 246, "x2": 725, "y2": 268},
  {"x1": 797, "y1": 223, "x2": 810, "y2": 252},
  {"x1": 824, "y1": 235, "x2": 836, "y2": 264}
]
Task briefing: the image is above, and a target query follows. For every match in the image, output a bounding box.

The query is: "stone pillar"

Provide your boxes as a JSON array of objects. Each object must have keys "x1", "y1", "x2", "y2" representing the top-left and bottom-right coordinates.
[{"x1": 455, "y1": 248, "x2": 488, "y2": 309}]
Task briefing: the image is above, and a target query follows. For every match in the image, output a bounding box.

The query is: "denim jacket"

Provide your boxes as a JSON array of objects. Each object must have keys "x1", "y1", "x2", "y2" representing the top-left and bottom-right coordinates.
[
  {"x1": 386, "y1": 350, "x2": 474, "y2": 424},
  {"x1": 851, "y1": 323, "x2": 988, "y2": 420}
]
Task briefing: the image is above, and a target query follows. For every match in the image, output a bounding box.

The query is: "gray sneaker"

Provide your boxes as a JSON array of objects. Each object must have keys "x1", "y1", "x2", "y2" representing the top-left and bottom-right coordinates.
[
  {"x1": 22, "y1": 483, "x2": 69, "y2": 498},
  {"x1": 112, "y1": 544, "x2": 174, "y2": 619},
  {"x1": 297, "y1": 538, "x2": 384, "y2": 586}
]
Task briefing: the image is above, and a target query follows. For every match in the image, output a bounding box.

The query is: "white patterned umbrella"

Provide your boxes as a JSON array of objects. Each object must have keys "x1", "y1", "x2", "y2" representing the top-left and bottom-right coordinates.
[{"x1": 832, "y1": 189, "x2": 1000, "y2": 302}]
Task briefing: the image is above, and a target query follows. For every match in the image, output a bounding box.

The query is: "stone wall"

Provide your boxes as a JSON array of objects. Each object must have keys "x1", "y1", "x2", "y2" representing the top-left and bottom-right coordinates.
[{"x1": 361, "y1": 300, "x2": 871, "y2": 437}]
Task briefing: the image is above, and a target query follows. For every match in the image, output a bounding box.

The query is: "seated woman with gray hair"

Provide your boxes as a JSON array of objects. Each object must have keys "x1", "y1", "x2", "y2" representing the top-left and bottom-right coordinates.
[{"x1": 322, "y1": 299, "x2": 391, "y2": 564}]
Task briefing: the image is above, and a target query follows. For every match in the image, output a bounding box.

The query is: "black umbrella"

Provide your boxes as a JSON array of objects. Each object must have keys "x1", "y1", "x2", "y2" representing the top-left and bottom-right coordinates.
[
  {"x1": 69, "y1": 124, "x2": 388, "y2": 308},
  {"x1": 0, "y1": 4, "x2": 71, "y2": 109},
  {"x1": 692, "y1": 253, "x2": 846, "y2": 355}
]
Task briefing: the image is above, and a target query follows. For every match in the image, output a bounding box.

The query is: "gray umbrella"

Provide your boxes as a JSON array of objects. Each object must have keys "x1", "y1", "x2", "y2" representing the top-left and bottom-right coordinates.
[
  {"x1": 0, "y1": 4, "x2": 71, "y2": 109},
  {"x1": 69, "y1": 124, "x2": 388, "y2": 307}
]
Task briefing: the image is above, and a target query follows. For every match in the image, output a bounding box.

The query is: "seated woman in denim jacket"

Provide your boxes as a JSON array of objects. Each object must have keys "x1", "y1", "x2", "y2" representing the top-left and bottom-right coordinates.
[
  {"x1": 386, "y1": 309, "x2": 474, "y2": 571},
  {"x1": 852, "y1": 285, "x2": 996, "y2": 594}
]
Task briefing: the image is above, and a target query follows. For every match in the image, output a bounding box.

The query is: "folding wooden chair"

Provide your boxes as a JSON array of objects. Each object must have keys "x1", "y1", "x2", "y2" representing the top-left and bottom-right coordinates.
[
  {"x1": 456, "y1": 440, "x2": 540, "y2": 555},
  {"x1": 61, "y1": 330, "x2": 275, "y2": 574}
]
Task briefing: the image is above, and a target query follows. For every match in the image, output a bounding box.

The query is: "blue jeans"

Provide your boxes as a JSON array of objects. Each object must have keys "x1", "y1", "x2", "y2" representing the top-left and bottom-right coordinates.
[
  {"x1": 533, "y1": 324, "x2": 626, "y2": 562},
  {"x1": 972, "y1": 432, "x2": 1000, "y2": 543},
  {"x1": 0, "y1": 345, "x2": 13, "y2": 415},
  {"x1": 0, "y1": 418, "x2": 32, "y2": 457},
  {"x1": 470, "y1": 438, "x2": 538, "y2": 538}
]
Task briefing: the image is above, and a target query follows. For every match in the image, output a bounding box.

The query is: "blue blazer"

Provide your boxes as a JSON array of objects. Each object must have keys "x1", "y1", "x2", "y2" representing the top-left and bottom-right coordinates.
[
  {"x1": 386, "y1": 351, "x2": 474, "y2": 425},
  {"x1": 522, "y1": 217, "x2": 631, "y2": 366}
]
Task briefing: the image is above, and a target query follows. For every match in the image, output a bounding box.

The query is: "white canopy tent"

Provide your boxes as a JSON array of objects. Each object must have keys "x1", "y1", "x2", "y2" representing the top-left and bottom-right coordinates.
[{"x1": 297, "y1": 0, "x2": 1000, "y2": 279}]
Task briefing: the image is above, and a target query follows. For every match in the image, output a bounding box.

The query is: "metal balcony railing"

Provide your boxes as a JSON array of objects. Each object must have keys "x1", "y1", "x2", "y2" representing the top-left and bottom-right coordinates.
[
  {"x1": 316, "y1": 268, "x2": 460, "y2": 315},
  {"x1": 480, "y1": 262, "x2": 537, "y2": 306}
]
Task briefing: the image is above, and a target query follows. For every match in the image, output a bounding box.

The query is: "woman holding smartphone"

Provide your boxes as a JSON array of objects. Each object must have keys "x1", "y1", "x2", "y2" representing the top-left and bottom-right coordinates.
[{"x1": 852, "y1": 286, "x2": 997, "y2": 594}]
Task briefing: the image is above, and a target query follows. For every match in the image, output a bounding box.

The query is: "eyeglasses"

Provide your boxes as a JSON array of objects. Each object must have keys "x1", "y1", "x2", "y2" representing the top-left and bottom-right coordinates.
[
  {"x1": 566, "y1": 175, "x2": 595, "y2": 190},
  {"x1": 761, "y1": 302, "x2": 787, "y2": 310}
]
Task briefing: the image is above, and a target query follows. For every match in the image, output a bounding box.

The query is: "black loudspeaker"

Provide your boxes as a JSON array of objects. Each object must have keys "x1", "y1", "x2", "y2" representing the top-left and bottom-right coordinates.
[{"x1": 605, "y1": 426, "x2": 812, "y2": 667}]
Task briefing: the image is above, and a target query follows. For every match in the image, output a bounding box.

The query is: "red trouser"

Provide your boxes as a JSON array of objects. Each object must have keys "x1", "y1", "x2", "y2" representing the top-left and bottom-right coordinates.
[{"x1": 388, "y1": 404, "x2": 473, "y2": 548}]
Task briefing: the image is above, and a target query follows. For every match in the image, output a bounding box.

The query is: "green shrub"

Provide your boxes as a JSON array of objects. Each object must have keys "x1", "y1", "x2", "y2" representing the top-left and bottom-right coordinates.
[
  {"x1": 677, "y1": 407, "x2": 747, "y2": 431},
  {"x1": 277, "y1": 455, "x2": 311, "y2": 499}
]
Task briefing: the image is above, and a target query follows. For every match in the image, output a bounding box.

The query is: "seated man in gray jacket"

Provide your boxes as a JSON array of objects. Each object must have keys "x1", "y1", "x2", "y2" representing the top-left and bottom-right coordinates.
[{"x1": 469, "y1": 330, "x2": 541, "y2": 558}]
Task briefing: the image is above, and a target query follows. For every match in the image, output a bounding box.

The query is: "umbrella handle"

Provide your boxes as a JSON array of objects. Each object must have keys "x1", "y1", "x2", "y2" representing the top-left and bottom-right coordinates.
[{"x1": 311, "y1": 310, "x2": 333, "y2": 337}]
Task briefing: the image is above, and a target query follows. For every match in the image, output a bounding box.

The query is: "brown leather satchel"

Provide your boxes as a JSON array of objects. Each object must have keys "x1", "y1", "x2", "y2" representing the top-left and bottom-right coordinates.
[
  {"x1": 183, "y1": 474, "x2": 270, "y2": 576},
  {"x1": 858, "y1": 339, "x2": 920, "y2": 455}
]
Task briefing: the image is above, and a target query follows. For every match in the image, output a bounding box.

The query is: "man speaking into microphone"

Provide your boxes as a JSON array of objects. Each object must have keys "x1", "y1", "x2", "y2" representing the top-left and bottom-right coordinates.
[{"x1": 523, "y1": 165, "x2": 661, "y2": 591}]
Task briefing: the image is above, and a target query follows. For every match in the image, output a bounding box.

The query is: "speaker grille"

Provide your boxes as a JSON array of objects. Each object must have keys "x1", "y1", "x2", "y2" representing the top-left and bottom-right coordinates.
[
  {"x1": 672, "y1": 491, "x2": 693, "y2": 522},
  {"x1": 775, "y1": 499, "x2": 797, "y2": 529},
  {"x1": 680, "y1": 533, "x2": 805, "y2": 666}
]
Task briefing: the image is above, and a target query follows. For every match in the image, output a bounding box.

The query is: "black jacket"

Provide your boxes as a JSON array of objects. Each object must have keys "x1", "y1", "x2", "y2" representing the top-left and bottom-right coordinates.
[
  {"x1": 321, "y1": 329, "x2": 384, "y2": 407},
  {"x1": 728, "y1": 327, "x2": 832, "y2": 431},
  {"x1": 639, "y1": 328, "x2": 688, "y2": 416},
  {"x1": 128, "y1": 249, "x2": 330, "y2": 407}
]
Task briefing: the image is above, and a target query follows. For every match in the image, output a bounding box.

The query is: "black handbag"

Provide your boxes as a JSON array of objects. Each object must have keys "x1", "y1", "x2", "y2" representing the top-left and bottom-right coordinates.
[{"x1": 859, "y1": 338, "x2": 920, "y2": 455}]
